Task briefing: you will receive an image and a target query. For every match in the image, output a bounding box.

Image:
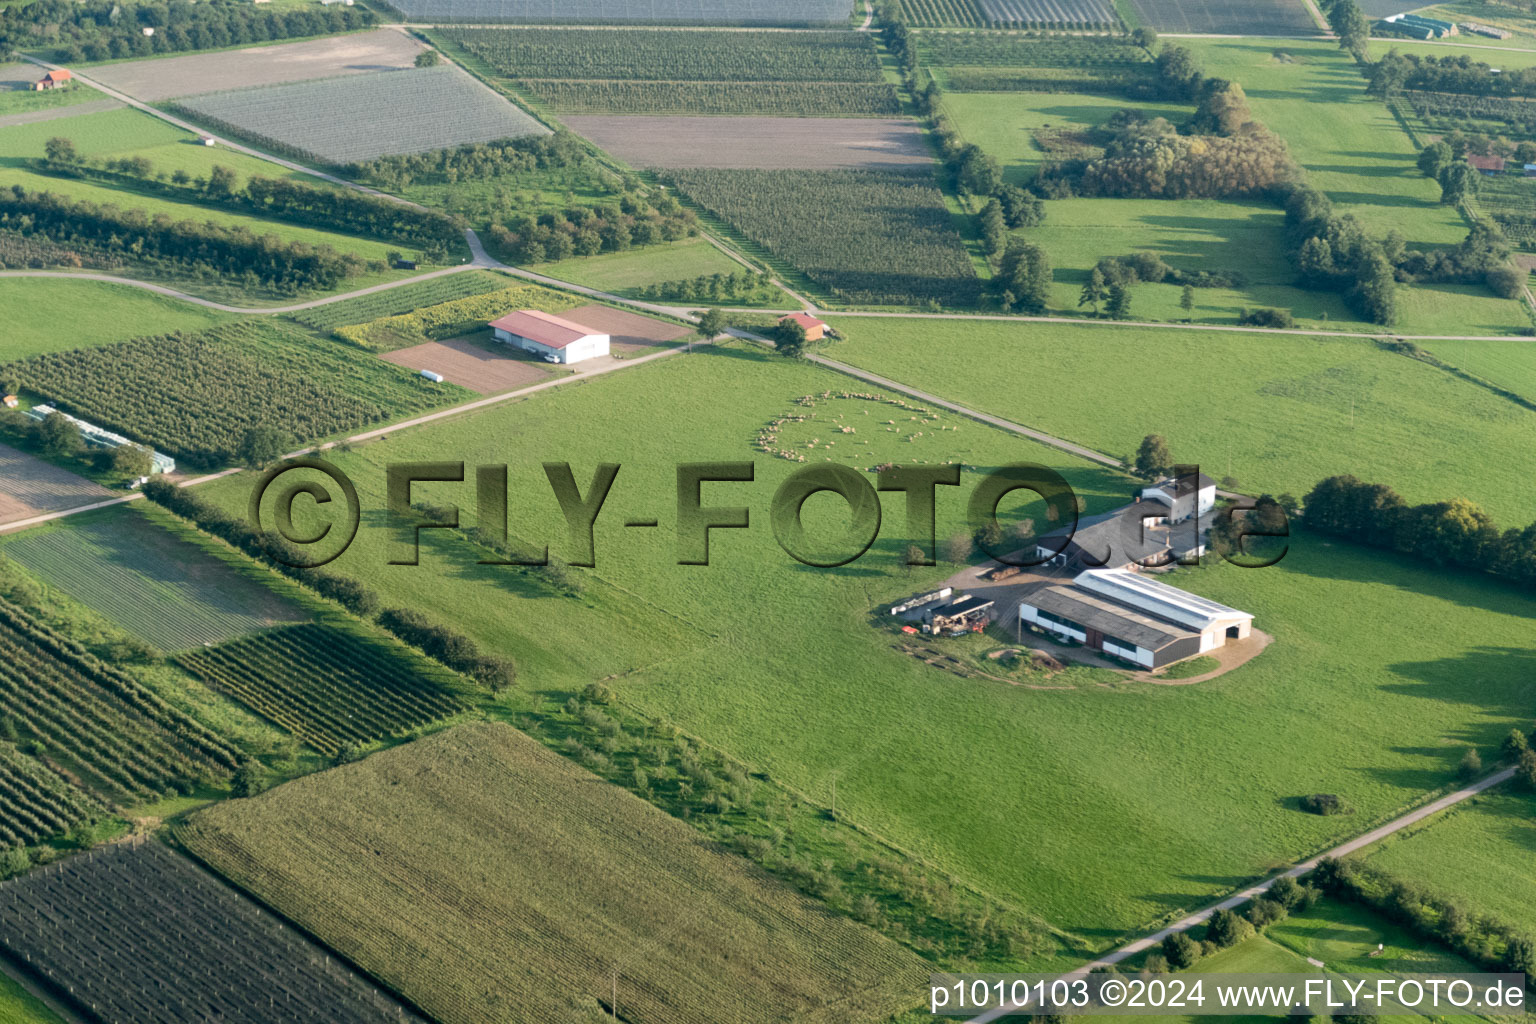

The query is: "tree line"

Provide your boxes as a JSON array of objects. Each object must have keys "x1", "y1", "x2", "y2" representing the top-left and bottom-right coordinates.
[
  {"x1": 345, "y1": 132, "x2": 590, "y2": 191},
  {"x1": 0, "y1": 0, "x2": 375, "y2": 64},
  {"x1": 1370, "y1": 50, "x2": 1536, "y2": 101},
  {"x1": 484, "y1": 191, "x2": 697, "y2": 265},
  {"x1": 1302, "y1": 473, "x2": 1536, "y2": 583},
  {"x1": 141, "y1": 480, "x2": 517, "y2": 693},
  {"x1": 41, "y1": 141, "x2": 462, "y2": 258},
  {"x1": 0, "y1": 185, "x2": 366, "y2": 293}
]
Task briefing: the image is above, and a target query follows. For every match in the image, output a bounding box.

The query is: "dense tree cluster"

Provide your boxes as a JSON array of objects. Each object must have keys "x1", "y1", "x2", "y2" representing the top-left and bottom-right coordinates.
[
  {"x1": 346, "y1": 133, "x2": 588, "y2": 191},
  {"x1": 0, "y1": 0, "x2": 374, "y2": 63},
  {"x1": 1302, "y1": 474, "x2": 1536, "y2": 583},
  {"x1": 0, "y1": 186, "x2": 365, "y2": 293},
  {"x1": 1040, "y1": 113, "x2": 1301, "y2": 200},
  {"x1": 1322, "y1": 0, "x2": 1372, "y2": 60},
  {"x1": 48, "y1": 148, "x2": 462, "y2": 257},
  {"x1": 484, "y1": 191, "x2": 697, "y2": 264},
  {"x1": 1094, "y1": 251, "x2": 1243, "y2": 289},
  {"x1": 1237, "y1": 306, "x2": 1295, "y2": 328},
  {"x1": 0, "y1": 231, "x2": 121, "y2": 272},
  {"x1": 1315, "y1": 858, "x2": 1535, "y2": 975},
  {"x1": 1370, "y1": 50, "x2": 1536, "y2": 100},
  {"x1": 630, "y1": 270, "x2": 779, "y2": 305},
  {"x1": 994, "y1": 239, "x2": 1051, "y2": 313}
]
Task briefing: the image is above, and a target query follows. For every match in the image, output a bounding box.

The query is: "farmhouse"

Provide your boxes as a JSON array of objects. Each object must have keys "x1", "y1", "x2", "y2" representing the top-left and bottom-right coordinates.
[
  {"x1": 1469, "y1": 154, "x2": 1506, "y2": 175},
  {"x1": 1019, "y1": 568, "x2": 1253, "y2": 669},
  {"x1": 488, "y1": 310, "x2": 610, "y2": 364},
  {"x1": 33, "y1": 69, "x2": 72, "y2": 90},
  {"x1": 779, "y1": 312, "x2": 827, "y2": 341},
  {"x1": 1139, "y1": 471, "x2": 1217, "y2": 524},
  {"x1": 1034, "y1": 499, "x2": 1204, "y2": 571},
  {"x1": 1, "y1": 395, "x2": 17, "y2": 409}
]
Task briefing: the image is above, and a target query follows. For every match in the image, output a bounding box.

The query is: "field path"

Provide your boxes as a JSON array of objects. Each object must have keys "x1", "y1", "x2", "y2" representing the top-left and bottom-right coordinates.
[{"x1": 965, "y1": 766, "x2": 1520, "y2": 1022}]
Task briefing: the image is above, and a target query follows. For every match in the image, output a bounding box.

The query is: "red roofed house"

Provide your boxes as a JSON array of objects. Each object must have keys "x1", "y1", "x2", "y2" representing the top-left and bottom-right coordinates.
[
  {"x1": 34, "y1": 69, "x2": 72, "y2": 91},
  {"x1": 778, "y1": 312, "x2": 827, "y2": 341},
  {"x1": 488, "y1": 309, "x2": 610, "y2": 364},
  {"x1": 1468, "y1": 153, "x2": 1506, "y2": 175}
]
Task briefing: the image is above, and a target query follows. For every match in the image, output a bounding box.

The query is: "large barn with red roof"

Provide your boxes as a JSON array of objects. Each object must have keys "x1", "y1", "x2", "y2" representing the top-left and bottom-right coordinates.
[{"x1": 488, "y1": 309, "x2": 610, "y2": 365}]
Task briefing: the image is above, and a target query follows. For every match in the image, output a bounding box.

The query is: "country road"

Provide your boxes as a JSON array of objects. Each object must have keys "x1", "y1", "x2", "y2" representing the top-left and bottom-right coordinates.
[{"x1": 966, "y1": 766, "x2": 1520, "y2": 1023}]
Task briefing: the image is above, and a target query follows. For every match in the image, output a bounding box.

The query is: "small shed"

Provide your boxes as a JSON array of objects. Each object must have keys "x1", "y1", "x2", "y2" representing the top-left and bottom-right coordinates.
[
  {"x1": 198, "y1": 134, "x2": 216, "y2": 147},
  {"x1": 778, "y1": 312, "x2": 828, "y2": 342},
  {"x1": 33, "y1": 69, "x2": 72, "y2": 91},
  {"x1": 1523, "y1": 163, "x2": 1536, "y2": 178},
  {"x1": 1469, "y1": 154, "x2": 1505, "y2": 175},
  {"x1": 2, "y1": 395, "x2": 18, "y2": 409}
]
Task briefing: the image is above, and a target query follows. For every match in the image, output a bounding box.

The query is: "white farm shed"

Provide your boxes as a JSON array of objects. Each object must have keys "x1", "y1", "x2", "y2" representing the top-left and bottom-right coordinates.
[
  {"x1": 488, "y1": 310, "x2": 609, "y2": 364},
  {"x1": 1138, "y1": 472, "x2": 1216, "y2": 524}
]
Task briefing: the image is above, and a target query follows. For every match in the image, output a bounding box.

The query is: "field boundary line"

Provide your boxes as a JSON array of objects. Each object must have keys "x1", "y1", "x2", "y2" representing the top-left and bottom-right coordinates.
[{"x1": 965, "y1": 766, "x2": 1520, "y2": 1022}]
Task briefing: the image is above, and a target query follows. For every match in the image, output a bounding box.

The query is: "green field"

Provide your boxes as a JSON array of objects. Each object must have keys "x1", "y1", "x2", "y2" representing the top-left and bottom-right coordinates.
[
  {"x1": 0, "y1": 278, "x2": 231, "y2": 360},
  {"x1": 0, "y1": 972, "x2": 61, "y2": 1024},
  {"x1": 826, "y1": 317, "x2": 1536, "y2": 522},
  {"x1": 285, "y1": 270, "x2": 511, "y2": 331},
  {"x1": 178, "y1": 721, "x2": 930, "y2": 1024},
  {"x1": 1268, "y1": 895, "x2": 1487, "y2": 976},
  {"x1": 938, "y1": 41, "x2": 1532, "y2": 333},
  {"x1": 0, "y1": 81, "x2": 106, "y2": 118},
  {"x1": 1, "y1": 507, "x2": 307, "y2": 651},
  {"x1": 195, "y1": 342, "x2": 1536, "y2": 947},
  {"x1": 538, "y1": 237, "x2": 753, "y2": 295},
  {"x1": 1357, "y1": 785, "x2": 1536, "y2": 931}
]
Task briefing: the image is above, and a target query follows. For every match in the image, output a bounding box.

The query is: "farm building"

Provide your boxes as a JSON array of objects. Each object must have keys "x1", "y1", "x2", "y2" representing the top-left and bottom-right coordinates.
[
  {"x1": 23, "y1": 404, "x2": 175, "y2": 474},
  {"x1": 779, "y1": 312, "x2": 828, "y2": 341},
  {"x1": 1469, "y1": 154, "x2": 1506, "y2": 175},
  {"x1": 488, "y1": 310, "x2": 610, "y2": 364},
  {"x1": 1034, "y1": 500, "x2": 1204, "y2": 571},
  {"x1": 32, "y1": 69, "x2": 72, "y2": 90},
  {"x1": 1524, "y1": 164, "x2": 1536, "y2": 177},
  {"x1": 1, "y1": 395, "x2": 17, "y2": 409},
  {"x1": 925, "y1": 594, "x2": 993, "y2": 634},
  {"x1": 1139, "y1": 471, "x2": 1217, "y2": 524},
  {"x1": 1461, "y1": 21, "x2": 1512, "y2": 39},
  {"x1": 1018, "y1": 568, "x2": 1252, "y2": 669},
  {"x1": 1382, "y1": 12, "x2": 1457, "y2": 36}
]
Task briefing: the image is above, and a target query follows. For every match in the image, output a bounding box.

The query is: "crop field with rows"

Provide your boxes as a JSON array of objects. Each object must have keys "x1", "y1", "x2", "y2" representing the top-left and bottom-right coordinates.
[
  {"x1": 975, "y1": 0, "x2": 1118, "y2": 29},
  {"x1": 172, "y1": 66, "x2": 548, "y2": 166},
  {"x1": 285, "y1": 270, "x2": 512, "y2": 331},
  {"x1": 1404, "y1": 89, "x2": 1536, "y2": 139},
  {"x1": 177, "y1": 625, "x2": 467, "y2": 757},
  {"x1": 177, "y1": 722, "x2": 929, "y2": 1024},
  {"x1": 941, "y1": 65, "x2": 1154, "y2": 91},
  {"x1": 2, "y1": 512, "x2": 308, "y2": 652},
  {"x1": 896, "y1": 0, "x2": 988, "y2": 27},
  {"x1": 0, "y1": 596, "x2": 239, "y2": 807},
  {"x1": 0, "y1": 840, "x2": 427, "y2": 1024},
  {"x1": 2, "y1": 320, "x2": 470, "y2": 467},
  {"x1": 667, "y1": 168, "x2": 981, "y2": 305},
  {"x1": 1128, "y1": 0, "x2": 1318, "y2": 34},
  {"x1": 0, "y1": 744, "x2": 97, "y2": 850},
  {"x1": 441, "y1": 28, "x2": 885, "y2": 81},
  {"x1": 389, "y1": 0, "x2": 851, "y2": 24},
  {"x1": 443, "y1": 25, "x2": 900, "y2": 116},
  {"x1": 334, "y1": 282, "x2": 581, "y2": 351},
  {"x1": 1474, "y1": 174, "x2": 1536, "y2": 249},
  {"x1": 914, "y1": 32, "x2": 1148, "y2": 67}
]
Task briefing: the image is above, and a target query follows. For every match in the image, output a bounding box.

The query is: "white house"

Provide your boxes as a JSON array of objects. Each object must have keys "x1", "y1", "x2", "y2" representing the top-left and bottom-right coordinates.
[
  {"x1": 488, "y1": 310, "x2": 609, "y2": 365},
  {"x1": 1139, "y1": 471, "x2": 1217, "y2": 524},
  {"x1": 1018, "y1": 568, "x2": 1253, "y2": 669}
]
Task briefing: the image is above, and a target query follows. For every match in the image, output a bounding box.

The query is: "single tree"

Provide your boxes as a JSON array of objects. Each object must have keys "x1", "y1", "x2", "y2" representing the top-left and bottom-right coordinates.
[
  {"x1": 1417, "y1": 140, "x2": 1454, "y2": 179},
  {"x1": 1106, "y1": 282, "x2": 1131, "y2": 319},
  {"x1": 38, "y1": 410, "x2": 81, "y2": 456},
  {"x1": 1180, "y1": 284, "x2": 1196, "y2": 318},
  {"x1": 110, "y1": 443, "x2": 153, "y2": 479},
  {"x1": 1269, "y1": 874, "x2": 1304, "y2": 910},
  {"x1": 694, "y1": 307, "x2": 726, "y2": 354},
  {"x1": 1438, "y1": 161, "x2": 1479, "y2": 206},
  {"x1": 1457, "y1": 746, "x2": 1483, "y2": 781},
  {"x1": 204, "y1": 164, "x2": 237, "y2": 200},
  {"x1": 943, "y1": 530, "x2": 973, "y2": 565},
  {"x1": 1205, "y1": 908, "x2": 1253, "y2": 948},
  {"x1": 414, "y1": 48, "x2": 441, "y2": 67},
  {"x1": 1079, "y1": 267, "x2": 1107, "y2": 315},
  {"x1": 237, "y1": 425, "x2": 293, "y2": 468},
  {"x1": 1501, "y1": 727, "x2": 1529, "y2": 762},
  {"x1": 1517, "y1": 748, "x2": 1536, "y2": 791},
  {"x1": 1132, "y1": 25, "x2": 1158, "y2": 50},
  {"x1": 1502, "y1": 934, "x2": 1536, "y2": 975},
  {"x1": 231, "y1": 759, "x2": 267, "y2": 798},
  {"x1": 774, "y1": 316, "x2": 808, "y2": 358},
  {"x1": 1134, "y1": 434, "x2": 1172, "y2": 479},
  {"x1": 43, "y1": 136, "x2": 78, "y2": 166},
  {"x1": 1162, "y1": 931, "x2": 1202, "y2": 970}
]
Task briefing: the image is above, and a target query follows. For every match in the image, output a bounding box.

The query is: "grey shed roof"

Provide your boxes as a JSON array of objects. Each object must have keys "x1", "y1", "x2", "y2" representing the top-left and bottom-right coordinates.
[
  {"x1": 1039, "y1": 503, "x2": 1172, "y2": 567},
  {"x1": 932, "y1": 595, "x2": 994, "y2": 617},
  {"x1": 1022, "y1": 584, "x2": 1197, "y2": 651}
]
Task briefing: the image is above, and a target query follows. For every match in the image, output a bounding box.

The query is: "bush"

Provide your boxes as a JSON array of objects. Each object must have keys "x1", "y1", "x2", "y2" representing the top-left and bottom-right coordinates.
[
  {"x1": 1238, "y1": 306, "x2": 1296, "y2": 329},
  {"x1": 1162, "y1": 931, "x2": 1202, "y2": 969},
  {"x1": 1301, "y1": 793, "x2": 1349, "y2": 815}
]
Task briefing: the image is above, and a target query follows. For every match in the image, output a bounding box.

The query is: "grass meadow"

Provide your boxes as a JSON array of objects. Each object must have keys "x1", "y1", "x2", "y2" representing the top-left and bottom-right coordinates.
[
  {"x1": 1358, "y1": 785, "x2": 1536, "y2": 931},
  {"x1": 938, "y1": 41, "x2": 1532, "y2": 333},
  {"x1": 0, "y1": 974, "x2": 59, "y2": 1024},
  {"x1": 194, "y1": 342, "x2": 1536, "y2": 948},
  {"x1": 0, "y1": 278, "x2": 231, "y2": 360},
  {"x1": 537, "y1": 237, "x2": 752, "y2": 294},
  {"x1": 826, "y1": 317, "x2": 1536, "y2": 522}
]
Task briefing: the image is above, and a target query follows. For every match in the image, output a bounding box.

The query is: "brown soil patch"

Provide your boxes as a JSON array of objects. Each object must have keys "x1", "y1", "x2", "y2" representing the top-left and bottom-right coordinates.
[
  {"x1": 88, "y1": 30, "x2": 424, "y2": 102},
  {"x1": 561, "y1": 303, "x2": 691, "y2": 356},
  {"x1": 0, "y1": 443, "x2": 116, "y2": 526},
  {"x1": 379, "y1": 335, "x2": 556, "y2": 395},
  {"x1": 562, "y1": 115, "x2": 932, "y2": 171}
]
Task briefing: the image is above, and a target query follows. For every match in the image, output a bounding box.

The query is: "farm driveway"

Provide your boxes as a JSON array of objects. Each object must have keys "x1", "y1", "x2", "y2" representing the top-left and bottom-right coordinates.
[
  {"x1": 561, "y1": 115, "x2": 932, "y2": 171},
  {"x1": 0, "y1": 443, "x2": 117, "y2": 527},
  {"x1": 380, "y1": 336, "x2": 557, "y2": 394},
  {"x1": 85, "y1": 30, "x2": 425, "y2": 102}
]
